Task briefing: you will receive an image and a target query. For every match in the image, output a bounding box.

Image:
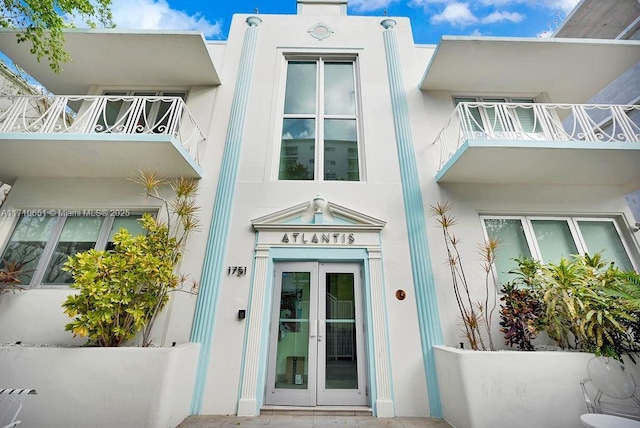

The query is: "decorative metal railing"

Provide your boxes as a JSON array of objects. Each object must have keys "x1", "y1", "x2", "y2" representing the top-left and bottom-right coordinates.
[
  {"x1": 0, "y1": 95, "x2": 207, "y2": 164},
  {"x1": 434, "y1": 102, "x2": 640, "y2": 169}
]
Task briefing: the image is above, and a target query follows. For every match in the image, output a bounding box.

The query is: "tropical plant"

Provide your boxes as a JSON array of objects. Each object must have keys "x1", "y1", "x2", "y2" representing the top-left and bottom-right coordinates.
[
  {"x1": 431, "y1": 201, "x2": 499, "y2": 350},
  {"x1": 508, "y1": 253, "x2": 639, "y2": 359},
  {"x1": 499, "y1": 281, "x2": 544, "y2": 351},
  {"x1": 0, "y1": 259, "x2": 27, "y2": 294},
  {"x1": 62, "y1": 171, "x2": 199, "y2": 347}
]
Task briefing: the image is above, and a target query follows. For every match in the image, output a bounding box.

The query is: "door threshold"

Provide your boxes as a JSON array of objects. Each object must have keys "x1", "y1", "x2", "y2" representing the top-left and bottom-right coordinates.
[{"x1": 261, "y1": 405, "x2": 373, "y2": 416}]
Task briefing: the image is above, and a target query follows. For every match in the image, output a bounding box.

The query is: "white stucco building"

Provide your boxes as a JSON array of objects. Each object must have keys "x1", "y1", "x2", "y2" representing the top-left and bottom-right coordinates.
[{"x1": 0, "y1": 0, "x2": 639, "y2": 425}]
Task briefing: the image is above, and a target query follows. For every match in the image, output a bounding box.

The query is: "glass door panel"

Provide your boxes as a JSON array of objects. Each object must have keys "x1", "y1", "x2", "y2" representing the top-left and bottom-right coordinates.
[
  {"x1": 266, "y1": 262, "x2": 318, "y2": 406},
  {"x1": 266, "y1": 262, "x2": 366, "y2": 407},
  {"x1": 275, "y1": 272, "x2": 311, "y2": 390},
  {"x1": 317, "y1": 263, "x2": 366, "y2": 406},
  {"x1": 324, "y1": 272, "x2": 357, "y2": 389}
]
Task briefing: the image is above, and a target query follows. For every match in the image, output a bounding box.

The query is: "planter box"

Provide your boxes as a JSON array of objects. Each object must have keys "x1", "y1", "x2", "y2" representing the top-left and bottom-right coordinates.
[
  {"x1": 0, "y1": 343, "x2": 200, "y2": 428},
  {"x1": 434, "y1": 345, "x2": 640, "y2": 428}
]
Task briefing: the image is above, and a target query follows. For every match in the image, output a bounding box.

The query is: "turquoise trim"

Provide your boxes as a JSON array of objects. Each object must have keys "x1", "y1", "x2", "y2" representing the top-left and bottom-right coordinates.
[
  {"x1": 435, "y1": 138, "x2": 640, "y2": 182},
  {"x1": 382, "y1": 24, "x2": 444, "y2": 417},
  {"x1": 270, "y1": 247, "x2": 367, "y2": 260},
  {"x1": 189, "y1": 19, "x2": 261, "y2": 414},
  {"x1": 360, "y1": 258, "x2": 379, "y2": 414},
  {"x1": 435, "y1": 140, "x2": 469, "y2": 182},
  {"x1": 250, "y1": 247, "x2": 378, "y2": 410},
  {"x1": 1, "y1": 132, "x2": 203, "y2": 178}
]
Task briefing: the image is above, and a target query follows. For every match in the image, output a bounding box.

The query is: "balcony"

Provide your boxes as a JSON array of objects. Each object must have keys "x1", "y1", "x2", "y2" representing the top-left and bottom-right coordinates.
[
  {"x1": 0, "y1": 95, "x2": 206, "y2": 183},
  {"x1": 434, "y1": 102, "x2": 640, "y2": 188}
]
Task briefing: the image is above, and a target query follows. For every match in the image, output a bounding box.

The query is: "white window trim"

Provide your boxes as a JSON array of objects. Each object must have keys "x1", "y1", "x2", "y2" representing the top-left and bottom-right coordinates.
[
  {"x1": 480, "y1": 214, "x2": 639, "y2": 272},
  {"x1": 276, "y1": 55, "x2": 365, "y2": 182}
]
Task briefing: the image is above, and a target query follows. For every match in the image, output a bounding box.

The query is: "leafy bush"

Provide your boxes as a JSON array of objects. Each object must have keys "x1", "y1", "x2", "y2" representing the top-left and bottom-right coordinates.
[
  {"x1": 505, "y1": 254, "x2": 640, "y2": 359},
  {"x1": 62, "y1": 172, "x2": 199, "y2": 347},
  {"x1": 499, "y1": 281, "x2": 543, "y2": 351}
]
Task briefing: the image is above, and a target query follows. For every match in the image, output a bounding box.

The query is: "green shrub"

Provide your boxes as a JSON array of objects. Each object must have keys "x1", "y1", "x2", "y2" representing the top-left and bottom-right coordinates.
[
  {"x1": 499, "y1": 281, "x2": 543, "y2": 351},
  {"x1": 506, "y1": 254, "x2": 639, "y2": 359},
  {"x1": 62, "y1": 172, "x2": 199, "y2": 347}
]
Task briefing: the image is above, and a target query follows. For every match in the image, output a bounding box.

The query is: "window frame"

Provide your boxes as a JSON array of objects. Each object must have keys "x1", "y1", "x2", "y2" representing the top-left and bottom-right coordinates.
[
  {"x1": 481, "y1": 214, "x2": 638, "y2": 285},
  {"x1": 0, "y1": 210, "x2": 151, "y2": 289},
  {"x1": 277, "y1": 55, "x2": 364, "y2": 182}
]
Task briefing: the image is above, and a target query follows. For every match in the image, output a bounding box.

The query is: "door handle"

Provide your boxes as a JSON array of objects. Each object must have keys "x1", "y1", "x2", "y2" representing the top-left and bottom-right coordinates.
[
  {"x1": 318, "y1": 320, "x2": 325, "y2": 342},
  {"x1": 310, "y1": 319, "x2": 317, "y2": 338}
]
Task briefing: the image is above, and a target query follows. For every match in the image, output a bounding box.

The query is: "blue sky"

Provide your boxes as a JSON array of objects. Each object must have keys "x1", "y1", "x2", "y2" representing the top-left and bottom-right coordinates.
[{"x1": 99, "y1": 0, "x2": 581, "y2": 44}]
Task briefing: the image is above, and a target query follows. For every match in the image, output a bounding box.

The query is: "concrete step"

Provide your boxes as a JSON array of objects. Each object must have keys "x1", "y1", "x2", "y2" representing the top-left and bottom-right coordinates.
[{"x1": 261, "y1": 405, "x2": 373, "y2": 416}]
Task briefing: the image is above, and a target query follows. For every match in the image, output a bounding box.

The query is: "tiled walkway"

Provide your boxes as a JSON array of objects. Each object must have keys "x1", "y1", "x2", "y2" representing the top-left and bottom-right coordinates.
[{"x1": 177, "y1": 415, "x2": 453, "y2": 427}]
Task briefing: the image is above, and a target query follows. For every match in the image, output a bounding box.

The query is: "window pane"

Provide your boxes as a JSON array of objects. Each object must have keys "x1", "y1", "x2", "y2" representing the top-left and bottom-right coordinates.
[
  {"x1": 279, "y1": 119, "x2": 315, "y2": 180},
  {"x1": 484, "y1": 219, "x2": 532, "y2": 285},
  {"x1": 324, "y1": 63, "x2": 355, "y2": 115},
  {"x1": 152, "y1": 92, "x2": 186, "y2": 134},
  {"x1": 483, "y1": 98, "x2": 507, "y2": 132},
  {"x1": 511, "y1": 99, "x2": 541, "y2": 133},
  {"x1": 42, "y1": 216, "x2": 104, "y2": 285},
  {"x1": 0, "y1": 215, "x2": 57, "y2": 285},
  {"x1": 107, "y1": 215, "x2": 145, "y2": 251},
  {"x1": 578, "y1": 221, "x2": 633, "y2": 271},
  {"x1": 531, "y1": 220, "x2": 578, "y2": 263},
  {"x1": 454, "y1": 97, "x2": 484, "y2": 133},
  {"x1": 284, "y1": 62, "x2": 316, "y2": 114},
  {"x1": 324, "y1": 119, "x2": 358, "y2": 181}
]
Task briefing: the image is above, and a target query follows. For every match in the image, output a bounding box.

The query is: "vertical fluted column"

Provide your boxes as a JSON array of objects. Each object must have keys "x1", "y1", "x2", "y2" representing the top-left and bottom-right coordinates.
[
  {"x1": 367, "y1": 249, "x2": 394, "y2": 417},
  {"x1": 189, "y1": 16, "x2": 262, "y2": 414},
  {"x1": 380, "y1": 18, "x2": 444, "y2": 417},
  {"x1": 237, "y1": 247, "x2": 269, "y2": 416}
]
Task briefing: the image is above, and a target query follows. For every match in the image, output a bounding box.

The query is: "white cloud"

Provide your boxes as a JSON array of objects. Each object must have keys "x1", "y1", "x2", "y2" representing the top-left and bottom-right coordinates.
[
  {"x1": 349, "y1": 0, "x2": 399, "y2": 12},
  {"x1": 481, "y1": 11, "x2": 525, "y2": 24},
  {"x1": 68, "y1": 0, "x2": 223, "y2": 38},
  {"x1": 470, "y1": 28, "x2": 483, "y2": 36},
  {"x1": 431, "y1": 2, "x2": 479, "y2": 27},
  {"x1": 478, "y1": 0, "x2": 580, "y2": 14}
]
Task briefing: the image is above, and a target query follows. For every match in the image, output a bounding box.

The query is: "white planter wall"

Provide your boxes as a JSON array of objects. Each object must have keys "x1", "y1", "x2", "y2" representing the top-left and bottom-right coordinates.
[
  {"x1": 0, "y1": 343, "x2": 200, "y2": 428},
  {"x1": 434, "y1": 345, "x2": 640, "y2": 428}
]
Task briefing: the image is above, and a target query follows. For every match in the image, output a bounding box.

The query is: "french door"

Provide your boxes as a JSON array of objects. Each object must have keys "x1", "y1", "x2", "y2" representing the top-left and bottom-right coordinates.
[{"x1": 265, "y1": 262, "x2": 367, "y2": 406}]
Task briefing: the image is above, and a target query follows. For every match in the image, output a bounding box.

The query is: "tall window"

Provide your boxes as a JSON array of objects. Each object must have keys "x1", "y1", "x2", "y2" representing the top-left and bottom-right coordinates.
[
  {"x1": 278, "y1": 58, "x2": 361, "y2": 181},
  {"x1": 483, "y1": 216, "x2": 636, "y2": 285},
  {"x1": 0, "y1": 212, "x2": 146, "y2": 287}
]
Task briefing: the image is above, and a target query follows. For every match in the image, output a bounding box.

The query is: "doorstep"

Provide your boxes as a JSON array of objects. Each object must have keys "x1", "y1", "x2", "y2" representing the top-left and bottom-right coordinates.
[{"x1": 260, "y1": 405, "x2": 374, "y2": 416}]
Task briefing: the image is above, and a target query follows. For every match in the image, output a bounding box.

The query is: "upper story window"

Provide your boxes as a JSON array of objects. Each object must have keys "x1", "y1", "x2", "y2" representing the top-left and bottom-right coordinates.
[
  {"x1": 97, "y1": 90, "x2": 187, "y2": 134},
  {"x1": 453, "y1": 96, "x2": 541, "y2": 136},
  {"x1": 0, "y1": 211, "x2": 146, "y2": 287},
  {"x1": 482, "y1": 215, "x2": 637, "y2": 285},
  {"x1": 278, "y1": 58, "x2": 361, "y2": 181}
]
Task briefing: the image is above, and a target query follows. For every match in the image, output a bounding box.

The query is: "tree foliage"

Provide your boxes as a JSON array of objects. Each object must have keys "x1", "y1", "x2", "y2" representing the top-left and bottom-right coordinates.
[{"x1": 1, "y1": 0, "x2": 114, "y2": 73}]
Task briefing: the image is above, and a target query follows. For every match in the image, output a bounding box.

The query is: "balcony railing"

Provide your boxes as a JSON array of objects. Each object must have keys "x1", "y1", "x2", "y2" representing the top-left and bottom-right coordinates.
[
  {"x1": 0, "y1": 95, "x2": 207, "y2": 164},
  {"x1": 434, "y1": 102, "x2": 640, "y2": 169}
]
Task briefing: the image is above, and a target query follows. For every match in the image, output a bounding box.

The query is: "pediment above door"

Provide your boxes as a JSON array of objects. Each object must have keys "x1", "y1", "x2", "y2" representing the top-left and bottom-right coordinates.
[{"x1": 251, "y1": 195, "x2": 386, "y2": 232}]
